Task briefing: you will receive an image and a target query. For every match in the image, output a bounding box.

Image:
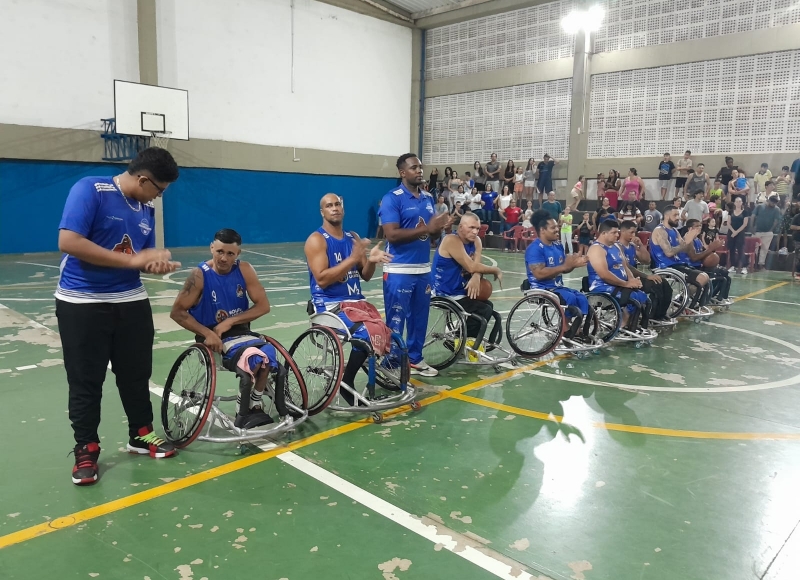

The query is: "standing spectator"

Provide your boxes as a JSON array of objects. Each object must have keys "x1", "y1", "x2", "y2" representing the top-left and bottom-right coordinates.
[
  {"x1": 464, "y1": 171, "x2": 474, "y2": 191},
  {"x1": 568, "y1": 175, "x2": 584, "y2": 212},
  {"x1": 485, "y1": 153, "x2": 501, "y2": 194},
  {"x1": 643, "y1": 201, "x2": 662, "y2": 233},
  {"x1": 682, "y1": 190, "x2": 710, "y2": 223},
  {"x1": 658, "y1": 152, "x2": 676, "y2": 200},
  {"x1": 753, "y1": 163, "x2": 772, "y2": 200},
  {"x1": 523, "y1": 158, "x2": 537, "y2": 202},
  {"x1": 777, "y1": 200, "x2": 798, "y2": 255},
  {"x1": 751, "y1": 193, "x2": 781, "y2": 271},
  {"x1": 559, "y1": 207, "x2": 574, "y2": 254},
  {"x1": 727, "y1": 198, "x2": 750, "y2": 275},
  {"x1": 541, "y1": 191, "x2": 562, "y2": 221},
  {"x1": 452, "y1": 185, "x2": 468, "y2": 208},
  {"x1": 503, "y1": 160, "x2": 516, "y2": 197},
  {"x1": 448, "y1": 170, "x2": 462, "y2": 203},
  {"x1": 595, "y1": 197, "x2": 614, "y2": 226},
  {"x1": 577, "y1": 213, "x2": 593, "y2": 256},
  {"x1": 675, "y1": 150, "x2": 693, "y2": 197},
  {"x1": 716, "y1": 157, "x2": 738, "y2": 195},
  {"x1": 441, "y1": 167, "x2": 453, "y2": 196},
  {"x1": 521, "y1": 200, "x2": 534, "y2": 228},
  {"x1": 469, "y1": 187, "x2": 484, "y2": 221},
  {"x1": 728, "y1": 169, "x2": 750, "y2": 203},
  {"x1": 709, "y1": 178, "x2": 724, "y2": 202},
  {"x1": 596, "y1": 173, "x2": 607, "y2": 206},
  {"x1": 473, "y1": 161, "x2": 486, "y2": 192},
  {"x1": 498, "y1": 185, "x2": 513, "y2": 217},
  {"x1": 673, "y1": 197, "x2": 686, "y2": 230},
  {"x1": 500, "y1": 198, "x2": 522, "y2": 238},
  {"x1": 620, "y1": 168, "x2": 644, "y2": 207},
  {"x1": 537, "y1": 155, "x2": 557, "y2": 207},
  {"x1": 428, "y1": 168, "x2": 439, "y2": 193},
  {"x1": 435, "y1": 194, "x2": 449, "y2": 215},
  {"x1": 604, "y1": 169, "x2": 621, "y2": 209},
  {"x1": 791, "y1": 203, "x2": 800, "y2": 279},
  {"x1": 718, "y1": 202, "x2": 730, "y2": 237},
  {"x1": 619, "y1": 200, "x2": 643, "y2": 228},
  {"x1": 57, "y1": 147, "x2": 181, "y2": 485},
  {"x1": 775, "y1": 166, "x2": 794, "y2": 204},
  {"x1": 685, "y1": 164, "x2": 710, "y2": 201},
  {"x1": 481, "y1": 183, "x2": 499, "y2": 225},
  {"x1": 513, "y1": 166, "x2": 525, "y2": 204}
]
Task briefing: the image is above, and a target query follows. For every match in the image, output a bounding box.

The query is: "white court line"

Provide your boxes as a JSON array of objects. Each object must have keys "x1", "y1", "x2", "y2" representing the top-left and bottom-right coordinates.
[
  {"x1": 744, "y1": 298, "x2": 800, "y2": 307},
  {"x1": 0, "y1": 298, "x2": 53, "y2": 301},
  {"x1": 277, "y1": 451, "x2": 547, "y2": 580},
  {"x1": 16, "y1": 261, "x2": 60, "y2": 269},
  {"x1": 16, "y1": 365, "x2": 37, "y2": 371},
  {"x1": 241, "y1": 249, "x2": 305, "y2": 265}
]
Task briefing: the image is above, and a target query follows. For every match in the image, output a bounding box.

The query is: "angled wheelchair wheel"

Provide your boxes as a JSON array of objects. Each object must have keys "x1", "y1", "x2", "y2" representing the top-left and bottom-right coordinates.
[
  {"x1": 260, "y1": 336, "x2": 307, "y2": 419},
  {"x1": 161, "y1": 344, "x2": 216, "y2": 448},
  {"x1": 289, "y1": 326, "x2": 344, "y2": 416},
  {"x1": 422, "y1": 297, "x2": 466, "y2": 370},
  {"x1": 658, "y1": 271, "x2": 690, "y2": 318},
  {"x1": 371, "y1": 335, "x2": 410, "y2": 392},
  {"x1": 505, "y1": 292, "x2": 564, "y2": 358},
  {"x1": 586, "y1": 293, "x2": 622, "y2": 343}
]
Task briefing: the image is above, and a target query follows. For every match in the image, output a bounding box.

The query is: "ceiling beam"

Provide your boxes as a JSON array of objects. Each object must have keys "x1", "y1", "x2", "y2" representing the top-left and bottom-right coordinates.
[
  {"x1": 410, "y1": 0, "x2": 494, "y2": 20},
  {"x1": 314, "y1": 0, "x2": 414, "y2": 27},
  {"x1": 415, "y1": 0, "x2": 552, "y2": 29}
]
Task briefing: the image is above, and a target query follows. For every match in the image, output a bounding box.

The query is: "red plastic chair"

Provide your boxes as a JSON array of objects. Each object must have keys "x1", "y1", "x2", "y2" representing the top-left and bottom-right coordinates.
[
  {"x1": 636, "y1": 231, "x2": 651, "y2": 249},
  {"x1": 478, "y1": 224, "x2": 489, "y2": 241},
  {"x1": 502, "y1": 225, "x2": 524, "y2": 252},
  {"x1": 743, "y1": 236, "x2": 761, "y2": 270},
  {"x1": 520, "y1": 227, "x2": 537, "y2": 249}
]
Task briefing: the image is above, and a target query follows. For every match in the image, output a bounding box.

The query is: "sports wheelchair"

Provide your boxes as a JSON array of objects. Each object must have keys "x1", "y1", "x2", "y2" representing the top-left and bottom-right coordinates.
[
  {"x1": 421, "y1": 296, "x2": 518, "y2": 372},
  {"x1": 579, "y1": 277, "x2": 658, "y2": 348},
  {"x1": 160, "y1": 335, "x2": 309, "y2": 449},
  {"x1": 652, "y1": 267, "x2": 715, "y2": 323},
  {"x1": 505, "y1": 283, "x2": 607, "y2": 359},
  {"x1": 288, "y1": 308, "x2": 418, "y2": 424}
]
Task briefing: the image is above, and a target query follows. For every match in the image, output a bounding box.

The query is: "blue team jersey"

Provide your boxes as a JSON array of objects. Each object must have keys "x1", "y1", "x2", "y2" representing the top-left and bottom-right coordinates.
[
  {"x1": 620, "y1": 242, "x2": 637, "y2": 267},
  {"x1": 309, "y1": 228, "x2": 365, "y2": 313},
  {"x1": 588, "y1": 242, "x2": 628, "y2": 291},
  {"x1": 56, "y1": 177, "x2": 155, "y2": 303},
  {"x1": 188, "y1": 261, "x2": 250, "y2": 329},
  {"x1": 379, "y1": 184, "x2": 435, "y2": 274},
  {"x1": 686, "y1": 238, "x2": 704, "y2": 267},
  {"x1": 431, "y1": 234, "x2": 475, "y2": 297},
  {"x1": 525, "y1": 239, "x2": 565, "y2": 289},
  {"x1": 650, "y1": 225, "x2": 681, "y2": 268}
]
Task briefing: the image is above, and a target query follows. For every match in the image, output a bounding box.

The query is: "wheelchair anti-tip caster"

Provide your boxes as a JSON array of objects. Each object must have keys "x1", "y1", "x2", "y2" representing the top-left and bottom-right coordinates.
[
  {"x1": 410, "y1": 401, "x2": 421, "y2": 411},
  {"x1": 634, "y1": 341, "x2": 644, "y2": 349},
  {"x1": 372, "y1": 412, "x2": 384, "y2": 424}
]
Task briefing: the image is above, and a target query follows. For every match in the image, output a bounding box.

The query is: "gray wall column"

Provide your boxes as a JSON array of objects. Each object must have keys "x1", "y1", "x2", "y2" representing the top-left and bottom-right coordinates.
[
  {"x1": 566, "y1": 29, "x2": 591, "y2": 188},
  {"x1": 137, "y1": 0, "x2": 165, "y2": 248},
  {"x1": 410, "y1": 28, "x2": 424, "y2": 155}
]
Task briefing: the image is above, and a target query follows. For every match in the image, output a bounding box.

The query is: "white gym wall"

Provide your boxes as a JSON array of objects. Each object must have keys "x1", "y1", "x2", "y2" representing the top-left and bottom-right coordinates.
[
  {"x1": 156, "y1": 0, "x2": 413, "y2": 157},
  {"x1": 0, "y1": 0, "x2": 139, "y2": 129}
]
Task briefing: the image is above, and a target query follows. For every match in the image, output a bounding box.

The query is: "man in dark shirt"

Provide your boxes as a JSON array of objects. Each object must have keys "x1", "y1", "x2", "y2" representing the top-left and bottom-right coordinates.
[
  {"x1": 658, "y1": 153, "x2": 676, "y2": 201},
  {"x1": 716, "y1": 156, "x2": 739, "y2": 195}
]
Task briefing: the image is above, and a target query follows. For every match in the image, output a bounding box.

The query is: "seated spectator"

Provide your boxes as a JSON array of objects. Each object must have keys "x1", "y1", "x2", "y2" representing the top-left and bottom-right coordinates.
[
  {"x1": 643, "y1": 201, "x2": 662, "y2": 233},
  {"x1": 521, "y1": 199, "x2": 534, "y2": 228},
  {"x1": 435, "y1": 195, "x2": 448, "y2": 215},
  {"x1": 618, "y1": 201, "x2": 643, "y2": 228},
  {"x1": 709, "y1": 178, "x2": 724, "y2": 202},
  {"x1": 577, "y1": 212, "x2": 593, "y2": 256},
  {"x1": 682, "y1": 190, "x2": 709, "y2": 223}
]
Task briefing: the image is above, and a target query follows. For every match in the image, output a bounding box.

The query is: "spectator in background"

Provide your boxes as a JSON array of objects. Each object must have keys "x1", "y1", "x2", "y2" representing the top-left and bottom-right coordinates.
[
  {"x1": 448, "y1": 170, "x2": 462, "y2": 202},
  {"x1": 620, "y1": 168, "x2": 644, "y2": 208},
  {"x1": 751, "y1": 193, "x2": 781, "y2": 271},
  {"x1": 500, "y1": 198, "x2": 522, "y2": 239},
  {"x1": 481, "y1": 183, "x2": 499, "y2": 225},
  {"x1": 542, "y1": 191, "x2": 562, "y2": 221},
  {"x1": 451, "y1": 200, "x2": 466, "y2": 225},
  {"x1": 452, "y1": 185, "x2": 469, "y2": 209},
  {"x1": 709, "y1": 178, "x2": 724, "y2": 202},
  {"x1": 727, "y1": 197, "x2": 750, "y2": 275},
  {"x1": 498, "y1": 185, "x2": 513, "y2": 218},
  {"x1": 469, "y1": 187, "x2": 484, "y2": 222},
  {"x1": 777, "y1": 200, "x2": 798, "y2": 255},
  {"x1": 791, "y1": 156, "x2": 800, "y2": 199},
  {"x1": 523, "y1": 158, "x2": 537, "y2": 202},
  {"x1": 718, "y1": 202, "x2": 730, "y2": 237},
  {"x1": 675, "y1": 150, "x2": 693, "y2": 197},
  {"x1": 685, "y1": 164, "x2": 710, "y2": 201},
  {"x1": 753, "y1": 163, "x2": 772, "y2": 200},
  {"x1": 673, "y1": 196, "x2": 686, "y2": 230},
  {"x1": 708, "y1": 194, "x2": 720, "y2": 213},
  {"x1": 513, "y1": 166, "x2": 525, "y2": 204},
  {"x1": 485, "y1": 153, "x2": 501, "y2": 194},
  {"x1": 682, "y1": 190, "x2": 709, "y2": 223},
  {"x1": 643, "y1": 201, "x2": 662, "y2": 233},
  {"x1": 503, "y1": 160, "x2": 516, "y2": 196},
  {"x1": 464, "y1": 171, "x2": 474, "y2": 191},
  {"x1": 473, "y1": 161, "x2": 486, "y2": 192},
  {"x1": 435, "y1": 194, "x2": 448, "y2": 215},
  {"x1": 428, "y1": 168, "x2": 439, "y2": 193},
  {"x1": 604, "y1": 169, "x2": 621, "y2": 209},
  {"x1": 569, "y1": 175, "x2": 584, "y2": 212},
  {"x1": 559, "y1": 207, "x2": 574, "y2": 254},
  {"x1": 521, "y1": 200, "x2": 534, "y2": 228},
  {"x1": 442, "y1": 166, "x2": 453, "y2": 195},
  {"x1": 596, "y1": 173, "x2": 606, "y2": 206},
  {"x1": 716, "y1": 156, "x2": 738, "y2": 194},
  {"x1": 537, "y1": 155, "x2": 557, "y2": 207},
  {"x1": 726, "y1": 169, "x2": 745, "y2": 203},
  {"x1": 577, "y1": 212, "x2": 593, "y2": 256},
  {"x1": 658, "y1": 153, "x2": 675, "y2": 200},
  {"x1": 595, "y1": 197, "x2": 615, "y2": 226},
  {"x1": 775, "y1": 166, "x2": 794, "y2": 204},
  {"x1": 619, "y1": 200, "x2": 642, "y2": 228}
]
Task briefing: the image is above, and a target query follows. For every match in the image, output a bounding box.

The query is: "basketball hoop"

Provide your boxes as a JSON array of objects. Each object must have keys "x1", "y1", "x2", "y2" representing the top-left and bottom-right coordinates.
[{"x1": 150, "y1": 131, "x2": 172, "y2": 149}]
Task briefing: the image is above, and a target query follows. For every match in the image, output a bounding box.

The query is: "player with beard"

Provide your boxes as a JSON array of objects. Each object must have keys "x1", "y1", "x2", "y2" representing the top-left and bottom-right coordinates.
[
  {"x1": 617, "y1": 220, "x2": 673, "y2": 322},
  {"x1": 650, "y1": 206, "x2": 711, "y2": 310},
  {"x1": 681, "y1": 219, "x2": 731, "y2": 303},
  {"x1": 379, "y1": 154, "x2": 452, "y2": 377}
]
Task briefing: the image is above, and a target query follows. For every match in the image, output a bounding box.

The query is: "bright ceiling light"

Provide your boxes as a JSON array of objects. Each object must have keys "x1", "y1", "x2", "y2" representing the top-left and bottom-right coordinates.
[{"x1": 561, "y1": 4, "x2": 605, "y2": 34}]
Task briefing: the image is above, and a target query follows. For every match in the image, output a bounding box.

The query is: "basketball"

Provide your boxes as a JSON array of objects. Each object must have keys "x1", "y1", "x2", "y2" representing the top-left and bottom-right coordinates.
[
  {"x1": 703, "y1": 253, "x2": 720, "y2": 269},
  {"x1": 478, "y1": 278, "x2": 493, "y2": 301}
]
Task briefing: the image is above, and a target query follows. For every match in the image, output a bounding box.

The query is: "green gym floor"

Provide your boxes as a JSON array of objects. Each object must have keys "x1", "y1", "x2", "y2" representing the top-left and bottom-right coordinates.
[{"x1": 1, "y1": 244, "x2": 799, "y2": 580}]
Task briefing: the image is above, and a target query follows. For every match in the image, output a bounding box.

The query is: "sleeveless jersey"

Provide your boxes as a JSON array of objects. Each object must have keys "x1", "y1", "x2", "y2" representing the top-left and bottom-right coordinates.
[
  {"x1": 687, "y1": 238, "x2": 704, "y2": 267},
  {"x1": 650, "y1": 225, "x2": 681, "y2": 268},
  {"x1": 309, "y1": 228, "x2": 365, "y2": 313},
  {"x1": 188, "y1": 261, "x2": 250, "y2": 329},
  {"x1": 431, "y1": 234, "x2": 475, "y2": 298},
  {"x1": 525, "y1": 239, "x2": 566, "y2": 289},
  {"x1": 588, "y1": 242, "x2": 628, "y2": 292},
  {"x1": 619, "y1": 241, "x2": 637, "y2": 268},
  {"x1": 687, "y1": 172, "x2": 707, "y2": 195}
]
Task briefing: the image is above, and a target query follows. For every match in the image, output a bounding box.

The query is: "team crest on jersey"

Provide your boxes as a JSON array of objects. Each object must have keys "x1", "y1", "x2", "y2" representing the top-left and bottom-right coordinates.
[
  {"x1": 417, "y1": 216, "x2": 429, "y2": 241},
  {"x1": 215, "y1": 310, "x2": 228, "y2": 323},
  {"x1": 112, "y1": 234, "x2": 135, "y2": 255},
  {"x1": 236, "y1": 284, "x2": 244, "y2": 298},
  {"x1": 138, "y1": 219, "x2": 152, "y2": 236}
]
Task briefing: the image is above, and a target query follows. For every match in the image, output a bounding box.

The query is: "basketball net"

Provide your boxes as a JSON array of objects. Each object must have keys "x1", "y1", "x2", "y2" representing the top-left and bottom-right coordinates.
[{"x1": 150, "y1": 131, "x2": 172, "y2": 149}]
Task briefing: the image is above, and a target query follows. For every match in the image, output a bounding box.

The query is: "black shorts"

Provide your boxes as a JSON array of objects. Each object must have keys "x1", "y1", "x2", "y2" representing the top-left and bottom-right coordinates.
[
  {"x1": 671, "y1": 263, "x2": 704, "y2": 286},
  {"x1": 675, "y1": 177, "x2": 687, "y2": 188}
]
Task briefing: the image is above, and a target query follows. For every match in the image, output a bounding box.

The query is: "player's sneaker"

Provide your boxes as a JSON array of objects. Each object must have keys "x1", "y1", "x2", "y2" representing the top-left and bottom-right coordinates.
[
  {"x1": 127, "y1": 425, "x2": 177, "y2": 458},
  {"x1": 410, "y1": 360, "x2": 438, "y2": 377},
  {"x1": 728, "y1": 267, "x2": 736, "y2": 274},
  {"x1": 71, "y1": 442, "x2": 100, "y2": 485},
  {"x1": 740, "y1": 268, "x2": 748, "y2": 276}
]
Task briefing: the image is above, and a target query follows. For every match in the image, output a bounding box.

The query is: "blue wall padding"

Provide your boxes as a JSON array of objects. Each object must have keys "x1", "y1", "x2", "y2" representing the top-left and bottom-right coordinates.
[{"x1": 0, "y1": 159, "x2": 392, "y2": 254}]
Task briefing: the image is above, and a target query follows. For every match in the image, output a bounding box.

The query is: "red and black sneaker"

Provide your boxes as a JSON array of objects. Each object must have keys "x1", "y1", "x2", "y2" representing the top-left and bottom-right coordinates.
[
  {"x1": 71, "y1": 442, "x2": 101, "y2": 485},
  {"x1": 127, "y1": 425, "x2": 177, "y2": 459}
]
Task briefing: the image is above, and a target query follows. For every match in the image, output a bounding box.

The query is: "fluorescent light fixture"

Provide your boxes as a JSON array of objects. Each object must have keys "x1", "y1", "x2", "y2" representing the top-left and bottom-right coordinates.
[{"x1": 561, "y1": 4, "x2": 605, "y2": 34}]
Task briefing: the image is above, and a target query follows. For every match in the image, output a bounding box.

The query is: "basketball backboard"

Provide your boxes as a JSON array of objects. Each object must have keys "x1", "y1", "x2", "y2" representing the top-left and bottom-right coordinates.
[{"x1": 113, "y1": 80, "x2": 189, "y2": 140}]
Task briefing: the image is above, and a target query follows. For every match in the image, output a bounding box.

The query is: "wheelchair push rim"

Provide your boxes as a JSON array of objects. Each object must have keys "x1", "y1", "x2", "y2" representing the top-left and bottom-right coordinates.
[
  {"x1": 161, "y1": 343, "x2": 217, "y2": 448},
  {"x1": 505, "y1": 292, "x2": 564, "y2": 358},
  {"x1": 289, "y1": 326, "x2": 344, "y2": 416},
  {"x1": 422, "y1": 298, "x2": 467, "y2": 370}
]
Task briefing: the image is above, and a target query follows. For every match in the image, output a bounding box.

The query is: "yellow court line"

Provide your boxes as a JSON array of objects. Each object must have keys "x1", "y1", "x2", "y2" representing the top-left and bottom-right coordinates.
[
  {"x1": 727, "y1": 311, "x2": 800, "y2": 328},
  {"x1": 732, "y1": 281, "x2": 788, "y2": 303},
  {"x1": 0, "y1": 356, "x2": 563, "y2": 550},
  {"x1": 452, "y1": 393, "x2": 800, "y2": 441}
]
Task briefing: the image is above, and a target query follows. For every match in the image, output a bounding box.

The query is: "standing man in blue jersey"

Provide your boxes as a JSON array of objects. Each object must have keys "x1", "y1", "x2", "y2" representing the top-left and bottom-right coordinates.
[
  {"x1": 525, "y1": 210, "x2": 590, "y2": 339},
  {"x1": 587, "y1": 220, "x2": 650, "y2": 329},
  {"x1": 305, "y1": 194, "x2": 393, "y2": 403},
  {"x1": 380, "y1": 153, "x2": 452, "y2": 377},
  {"x1": 170, "y1": 228, "x2": 281, "y2": 429},
  {"x1": 56, "y1": 147, "x2": 180, "y2": 485}
]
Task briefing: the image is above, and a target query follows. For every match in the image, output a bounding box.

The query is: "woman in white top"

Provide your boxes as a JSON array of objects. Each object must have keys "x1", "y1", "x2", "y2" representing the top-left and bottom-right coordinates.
[
  {"x1": 523, "y1": 158, "x2": 537, "y2": 202},
  {"x1": 469, "y1": 187, "x2": 485, "y2": 223},
  {"x1": 521, "y1": 199, "x2": 534, "y2": 228},
  {"x1": 498, "y1": 185, "x2": 513, "y2": 213},
  {"x1": 448, "y1": 170, "x2": 462, "y2": 202},
  {"x1": 452, "y1": 185, "x2": 468, "y2": 208}
]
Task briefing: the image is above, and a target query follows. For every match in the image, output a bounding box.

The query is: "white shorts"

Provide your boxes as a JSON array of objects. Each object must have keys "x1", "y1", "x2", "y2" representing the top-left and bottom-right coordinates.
[{"x1": 524, "y1": 180, "x2": 536, "y2": 188}]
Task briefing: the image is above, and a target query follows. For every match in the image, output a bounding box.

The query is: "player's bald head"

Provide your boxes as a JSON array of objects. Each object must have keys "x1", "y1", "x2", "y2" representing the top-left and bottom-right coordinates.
[
  {"x1": 320, "y1": 193, "x2": 341, "y2": 209},
  {"x1": 319, "y1": 193, "x2": 344, "y2": 226}
]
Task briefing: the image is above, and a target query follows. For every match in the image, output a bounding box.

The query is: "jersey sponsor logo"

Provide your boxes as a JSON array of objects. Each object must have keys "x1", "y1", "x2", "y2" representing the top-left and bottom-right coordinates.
[
  {"x1": 138, "y1": 219, "x2": 152, "y2": 236},
  {"x1": 417, "y1": 216, "x2": 429, "y2": 241},
  {"x1": 393, "y1": 188, "x2": 404, "y2": 196},
  {"x1": 106, "y1": 215, "x2": 123, "y2": 221},
  {"x1": 425, "y1": 204, "x2": 434, "y2": 214},
  {"x1": 347, "y1": 282, "x2": 360, "y2": 295},
  {"x1": 95, "y1": 183, "x2": 118, "y2": 192},
  {"x1": 112, "y1": 234, "x2": 135, "y2": 255},
  {"x1": 215, "y1": 309, "x2": 228, "y2": 323},
  {"x1": 236, "y1": 284, "x2": 244, "y2": 298}
]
